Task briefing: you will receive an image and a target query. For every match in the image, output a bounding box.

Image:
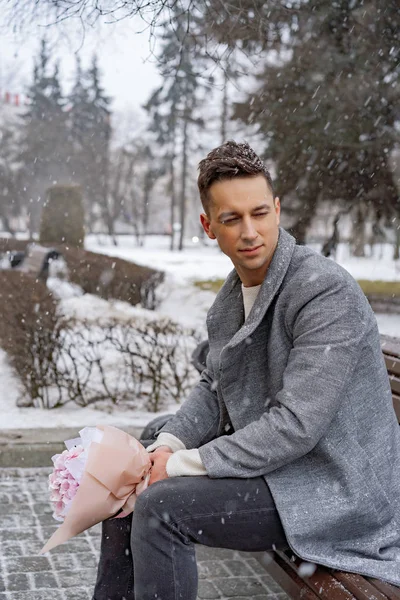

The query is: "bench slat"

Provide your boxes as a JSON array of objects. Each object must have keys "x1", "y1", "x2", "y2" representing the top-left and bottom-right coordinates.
[
  {"x1": 279, "y1": 551, "x2": 357, "y2": 599},
  {"x1": 334, "y1": 572, "x2": 390, "y2": 600},
  {"x1": 302, "y1": 571, "x2": 357, "y2": 599},
  {"x1": 366, "y1": 578, "x2": 400, "y2": 600},
  {"x1": 255, "y1": 551, "x2": 320, "y2": 599},
  {"x1": 381, "y1": 337, "x2": 400, "y2": 360},
  {"x1": 389, "y1": 375, "x2": 400, "y2": 397},
  {"x1": 384, "y1": 355, "x2": 400, "y2": 378},
  {"x1": 392, "y1": 394, "x2": 400, "y2": 423}
]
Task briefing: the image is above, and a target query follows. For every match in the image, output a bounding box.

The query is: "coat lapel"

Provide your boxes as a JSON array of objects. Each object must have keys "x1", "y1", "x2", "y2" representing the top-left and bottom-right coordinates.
[{"x1": 206, "y1": 270, "x2": 244, "y2": 349}]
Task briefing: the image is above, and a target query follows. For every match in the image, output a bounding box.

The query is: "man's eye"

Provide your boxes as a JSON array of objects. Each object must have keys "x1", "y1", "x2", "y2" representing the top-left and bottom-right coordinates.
[
  {"x1": 254, "y1": 212, "x2": 268, "y2": 218},
  {"x1": 222, "y1": 218, "x2": 238, "y2": 224}
]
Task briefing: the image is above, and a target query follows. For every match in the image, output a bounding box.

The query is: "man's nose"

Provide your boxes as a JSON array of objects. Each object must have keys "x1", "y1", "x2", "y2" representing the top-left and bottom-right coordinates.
[{"x1": 240, "y1": 218, "x2": 258, "y2": 240}]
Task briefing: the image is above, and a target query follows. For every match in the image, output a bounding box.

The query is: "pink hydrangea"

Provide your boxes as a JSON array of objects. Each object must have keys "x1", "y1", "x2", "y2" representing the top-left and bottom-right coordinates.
[{"x1": 48, "y1": 446, "x2": 84, "y2": 521}]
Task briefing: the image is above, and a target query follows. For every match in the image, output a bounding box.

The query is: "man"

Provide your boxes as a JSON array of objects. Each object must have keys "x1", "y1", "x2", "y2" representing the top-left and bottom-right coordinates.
[{"x1": 93, "y1": 141, "x2": 400, "y2": 600}]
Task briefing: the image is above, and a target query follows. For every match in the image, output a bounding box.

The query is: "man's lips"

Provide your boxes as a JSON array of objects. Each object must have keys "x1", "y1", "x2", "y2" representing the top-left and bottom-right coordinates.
[{"x1": 239, "y1": 245, "x2": 263, "y2": 254}]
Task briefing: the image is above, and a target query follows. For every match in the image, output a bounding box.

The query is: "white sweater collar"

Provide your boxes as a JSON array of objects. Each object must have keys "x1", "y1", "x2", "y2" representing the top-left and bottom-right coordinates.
[{"x1": 241, "y1": 284, "x2": 262, "y2": 321}]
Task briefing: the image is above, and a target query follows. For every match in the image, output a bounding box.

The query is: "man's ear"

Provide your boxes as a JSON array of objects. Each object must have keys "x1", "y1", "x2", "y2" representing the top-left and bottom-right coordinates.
[
  {"x1": 200, "y1": 213, "x2": 216, "y2": 240},
  {"x1": 274, "y1": 197, "x2": 281, "y2": 225}
]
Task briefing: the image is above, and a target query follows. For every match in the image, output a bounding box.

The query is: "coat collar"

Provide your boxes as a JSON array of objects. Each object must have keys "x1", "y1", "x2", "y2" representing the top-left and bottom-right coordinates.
[{"x1": 207, "y1": 228, "x2": 296, "y2": 349}]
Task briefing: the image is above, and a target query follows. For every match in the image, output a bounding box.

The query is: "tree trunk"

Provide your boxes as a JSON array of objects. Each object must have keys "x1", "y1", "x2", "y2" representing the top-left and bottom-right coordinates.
[
  {"x1": 394, "y1": 223, "x2": 400, "y2": 260},
  {"x1": 289, "y1": 194, "x2": 319, "y2": 245},
  {"x1": 105, "y1": 211, "x2": 117, "y2": 245},
  {"x1": 103, "y1": 186, "x2": 117, "y2": 245},
  {"x1": 169, "y1": 155, "x2": 176, "y2": 251},
  {"x1": 178, "y1": 99, "x2": 190, "y2": 252},
  {"x1": 169, "y1": 109, "x2": 177, "y2": 251},
  {"x1": 221, "y1": 68, "x2": 229, "y2": 144},
  {"x1": 351, "y1": 206, "x2": 366, "y2": 257},
  {"x1": 100, "y1": 140, "x2": 115, "y2": 244},
  {"x1": 142, "y1": 172, "x2": 152, "y2": 247},
  {"x1": 0, "y1": 213, "x2": 16, "y2": 236},
  {"x1": 132, "y1": 222, "x2": 141, "y2": 246}
]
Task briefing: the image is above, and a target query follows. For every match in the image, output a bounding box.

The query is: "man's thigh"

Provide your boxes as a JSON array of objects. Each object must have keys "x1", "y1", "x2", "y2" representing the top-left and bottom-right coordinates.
[{"x1": 134, "y1": 475, "x2": 288, "y2": 552}]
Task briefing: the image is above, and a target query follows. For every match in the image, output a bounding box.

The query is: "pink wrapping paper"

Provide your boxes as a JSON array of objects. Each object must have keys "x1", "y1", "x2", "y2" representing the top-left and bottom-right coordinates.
[{"x1": 40, "y1": 425, "x2": 151, "y2": 554}]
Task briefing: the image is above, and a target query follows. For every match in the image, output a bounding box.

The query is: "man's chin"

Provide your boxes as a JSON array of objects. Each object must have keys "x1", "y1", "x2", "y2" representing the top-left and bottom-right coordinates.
[
  {"x1": 237, "y1": 258, "x2": 266, "y2": 272},
  {"x1": 239, "y1": 251, "x2": 266, "y2": 265}
]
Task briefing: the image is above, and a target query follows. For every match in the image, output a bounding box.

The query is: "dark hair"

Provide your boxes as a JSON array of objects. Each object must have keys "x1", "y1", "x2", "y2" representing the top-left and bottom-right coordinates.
[{"x1": 197, "y1": 140, "x2": 274, "y2": 213}]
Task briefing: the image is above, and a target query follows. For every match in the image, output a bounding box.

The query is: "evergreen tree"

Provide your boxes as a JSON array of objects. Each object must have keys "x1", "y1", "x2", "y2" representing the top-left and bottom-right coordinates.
[
  {"x1": 145, "y1": 85, "x2": 179, "y2": 249},
  {"x1": 19, "y1": 39, "x2": 69, "y2": 234},
  {"x1": 87, "y1": 55, "x2": 112, "y2": 233},
  {"x1": 144, "y1": 5, "x2": 212, "y2": 250},
  {"x1": 68, "y1": 56, "x2": 97, "y2": 227},
  {"x1": 69, "y1": 57, "x2": 93, "y2": 148},
  {"x1": 0, "y1": 123, "x2": 21, "y2": 235},
  {"x1": 220, "y1": 0, "x2": 400, "y2": 250},
  {"x1": 68, "y1": 54, "x2": 112, "y2": 234}
]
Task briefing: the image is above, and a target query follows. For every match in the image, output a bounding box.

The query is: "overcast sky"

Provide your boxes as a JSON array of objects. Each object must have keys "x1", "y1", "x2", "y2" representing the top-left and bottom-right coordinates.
[
  {"x1": 0, "y1": 10, "x2": 262, "y2": 152},
  {"x1": 0, "y1": 14, "x2": 162, "y2": 115}
]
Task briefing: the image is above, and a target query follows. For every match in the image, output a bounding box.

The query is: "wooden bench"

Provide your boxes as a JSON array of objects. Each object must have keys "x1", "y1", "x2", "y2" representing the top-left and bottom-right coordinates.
[{"x1": 253, "y1": 334, "x2": 400, "y2": 600}]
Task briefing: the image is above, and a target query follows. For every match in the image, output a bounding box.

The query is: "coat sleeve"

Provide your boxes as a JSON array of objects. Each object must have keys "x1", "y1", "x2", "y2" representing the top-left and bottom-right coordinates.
[
  {"x1": 198, "y1": 273, "x2": 370, "y2": 478},
  {"x1": 156, "y1": 348, "x2": 221, "y2": 449}
]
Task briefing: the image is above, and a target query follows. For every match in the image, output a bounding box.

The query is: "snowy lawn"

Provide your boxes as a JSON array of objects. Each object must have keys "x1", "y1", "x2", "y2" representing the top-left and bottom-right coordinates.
[
  {"x1": 0, "y1": 234, "x2": 399, "y2": 429},
  {"x1": 86, "y1": 234, "x2": 400, "y2": 284}
]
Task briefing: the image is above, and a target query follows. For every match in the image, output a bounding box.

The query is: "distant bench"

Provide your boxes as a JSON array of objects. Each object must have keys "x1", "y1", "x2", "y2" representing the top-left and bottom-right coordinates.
[
  {"x1": 252, "y1": 334, "x2": 400, "y2": 600},
  {"x1": 9, "y1": 244, "x2": 61, "y2": 280}
]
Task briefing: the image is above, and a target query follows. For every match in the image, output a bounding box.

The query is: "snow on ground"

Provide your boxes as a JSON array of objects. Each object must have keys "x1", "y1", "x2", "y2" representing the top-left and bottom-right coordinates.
[
  {"x1": 86, "y1": 234, "x2": 233, "y2": 284},
  {"x1": 375, "y1": 314, "x2": 400, "y2": 338},
  {"x1": 86, "y1": 234, "x2": 400, "y2": 283},
  {"x1": 0, "y1": 234, "x2": 399, "y2": 429},
  {"x1": 0, "y1": 347, "x2": 178, "y2": 430}
]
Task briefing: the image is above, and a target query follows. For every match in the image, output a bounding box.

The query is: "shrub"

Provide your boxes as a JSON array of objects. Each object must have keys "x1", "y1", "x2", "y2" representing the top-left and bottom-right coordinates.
[
  {"x1": 39, "y1": 184, "x2": 85, "y2": 248},
  {"x1": 55, "y1": 246, "x2": 164, "y2": 309},
  {"x1": 49, "y1": 316, "x2": 201, "y2": 411},
  {"x1": 0, "y1": 270, "x2": 198, "y2": 410},
  {"x1": 0, "y1": 238, "x2": 32, "y2": 254},
  {"x1": 105, "y1": 317, "x2": 202, "y2": 411},
  {"x1": 0, "y1": 270, "x2": 61, "y2": 408},
  {"x1": 0, "y1": 238, "x2": 164, "y2": 310}
]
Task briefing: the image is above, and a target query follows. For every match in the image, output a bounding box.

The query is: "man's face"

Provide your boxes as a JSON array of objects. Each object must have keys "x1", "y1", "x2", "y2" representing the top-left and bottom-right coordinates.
[{"x1": 200, "y1": 175, "x2": 280, "y2": 287}]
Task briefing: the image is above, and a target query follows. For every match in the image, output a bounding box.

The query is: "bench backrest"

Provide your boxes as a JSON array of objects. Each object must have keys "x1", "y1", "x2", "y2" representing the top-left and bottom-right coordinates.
[{"x1": 381, "y1": 335, "x2": 400, "y2": 424}]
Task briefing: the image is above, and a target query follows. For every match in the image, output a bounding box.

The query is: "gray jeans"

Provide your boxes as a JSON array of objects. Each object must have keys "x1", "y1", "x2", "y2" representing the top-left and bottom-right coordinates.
[{"x1": 93, "y1": 474, "x2": 288, "y2": 600}]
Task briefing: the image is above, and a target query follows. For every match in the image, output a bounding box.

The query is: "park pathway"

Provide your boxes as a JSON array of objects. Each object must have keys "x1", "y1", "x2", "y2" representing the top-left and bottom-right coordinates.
[{"x1": 0, "y1": 468, "x2": 289, "y2": 600}]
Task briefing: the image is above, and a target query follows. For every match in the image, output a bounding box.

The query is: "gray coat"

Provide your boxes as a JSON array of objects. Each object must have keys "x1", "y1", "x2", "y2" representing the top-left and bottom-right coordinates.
[{"x1": 162, "y1": 228, "x2": 400, "y2": 586}]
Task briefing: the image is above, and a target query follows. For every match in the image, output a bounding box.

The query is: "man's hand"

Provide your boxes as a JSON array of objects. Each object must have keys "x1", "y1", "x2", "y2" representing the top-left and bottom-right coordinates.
[
  {"x1": 149, "y1": 449, "x2": 173, "y2": 486},
  {"x1": 151, "y1": 445, "x2": 172, "y2": 454}
]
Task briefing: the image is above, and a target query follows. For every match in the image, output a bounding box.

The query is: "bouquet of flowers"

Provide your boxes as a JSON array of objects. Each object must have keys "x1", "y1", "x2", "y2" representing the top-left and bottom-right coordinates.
[{"x1": 40, "y1": 425, "x2": 151, "y2": 554}]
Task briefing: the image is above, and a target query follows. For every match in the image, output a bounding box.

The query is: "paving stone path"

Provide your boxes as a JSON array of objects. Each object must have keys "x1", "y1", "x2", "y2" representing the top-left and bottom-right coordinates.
[{"x1": 0, "y1": 468, "x2": 289, "y2": 600}]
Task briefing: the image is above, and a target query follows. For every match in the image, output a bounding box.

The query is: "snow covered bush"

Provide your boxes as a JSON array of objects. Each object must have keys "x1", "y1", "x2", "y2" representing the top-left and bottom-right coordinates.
[
  {"x1": 0, "y1": 242, "x2": 180, "y2": 410},
  {"x1": 54, "y1": 246, "x2": 164, "y2": 310},
  {"x1": 0, "y1": 238, "x2": 164, "y2": 310},
  {"x1": 53, "y1": 316, "x2": 201, "y2": 411},
  {"x1": 0, "y1": 273, "x2": 200, "y2": 410},
  {"x1": 0, "y1": 238, "x2": 30, "y2": 254}
]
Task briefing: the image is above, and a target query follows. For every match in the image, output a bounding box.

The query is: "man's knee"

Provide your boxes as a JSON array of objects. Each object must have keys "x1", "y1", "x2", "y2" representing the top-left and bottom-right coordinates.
[{"x1": 131, "y1": 480, "x2": 174, "y2": 536}]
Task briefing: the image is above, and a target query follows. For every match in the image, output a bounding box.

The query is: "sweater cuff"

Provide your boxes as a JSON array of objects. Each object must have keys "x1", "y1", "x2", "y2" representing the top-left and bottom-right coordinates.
[
  {"x1": 146, "y1": 432, "x2": 186, "y2": 453},
  {"x1": 166, "y1": 449, "x2": 208, "y2": 477}
]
